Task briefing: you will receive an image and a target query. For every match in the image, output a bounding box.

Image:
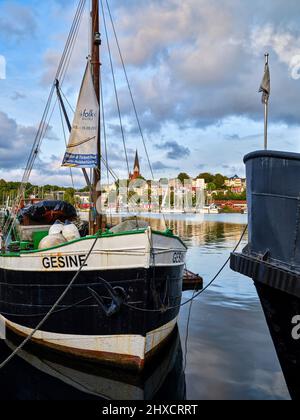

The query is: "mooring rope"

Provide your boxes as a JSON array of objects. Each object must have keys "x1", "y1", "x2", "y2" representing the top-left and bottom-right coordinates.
[
  {"x1": 0, "y1": 234, "x2": 100, "y2": 370},
  {"x1": 0, "y1": 225, "x2": 247, "y2": 370},
  {"x1": 124, "y1": 224, "x2": 248, "y2": 313},
  {"x1": 183, "y1": 270, "x2": 197, "y2": 373}
]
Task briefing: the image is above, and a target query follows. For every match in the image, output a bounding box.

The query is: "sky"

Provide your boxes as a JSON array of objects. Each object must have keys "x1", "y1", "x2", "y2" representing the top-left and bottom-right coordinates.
[{"x1": 0, "y1": 0, "x2": 300, "y2": 187}]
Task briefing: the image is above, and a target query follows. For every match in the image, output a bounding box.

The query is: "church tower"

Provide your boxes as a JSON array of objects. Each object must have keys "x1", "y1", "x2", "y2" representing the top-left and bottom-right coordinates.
[{"x1": 130, "y1": 150, "x2": 141, "y2": 180}]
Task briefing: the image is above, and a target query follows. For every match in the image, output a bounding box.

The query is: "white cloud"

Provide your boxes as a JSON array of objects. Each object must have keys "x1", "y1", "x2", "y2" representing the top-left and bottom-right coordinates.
[
  {"x1": 0, "y1": 2, "x2": 37, "y2": 41},
  {"x1": 251, "y1": 24, "x2": 300, "y2": 80},
  {"x1": 2, "y1": 0, "x2": 300, "y2": 181},
  {"x1": 0, "y1": 111, "x2": 59, "y2": 170},
  {"x1": 0, "y1": 55, "x2": 6, "y2": 79}
]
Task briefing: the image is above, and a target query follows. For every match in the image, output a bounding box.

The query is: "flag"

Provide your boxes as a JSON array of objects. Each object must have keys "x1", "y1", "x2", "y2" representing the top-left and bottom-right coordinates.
[{"x1": 259, "y1": 62, "x2": 270, "y2": 104}]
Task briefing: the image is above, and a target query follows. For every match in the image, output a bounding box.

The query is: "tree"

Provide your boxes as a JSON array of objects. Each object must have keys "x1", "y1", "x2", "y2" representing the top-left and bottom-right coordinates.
[
  {"x1": 197, "y1": 172, "x2": 214, "y2": 184},
  {"x1": 214, "y1": 190, "x2": 247, "y2": 200},
  {"x1": 207, "y1": 182, "x2": 217, "y2": 192},
  {"x1": 214, "y1": 173, "x2": 227, "y2": 189},
  {"x1": 177, "y1": 173, "x2": 191, "y2": 184},
  {"x1": 64, "y1": 188, "x2": 75, "y2": 205}
]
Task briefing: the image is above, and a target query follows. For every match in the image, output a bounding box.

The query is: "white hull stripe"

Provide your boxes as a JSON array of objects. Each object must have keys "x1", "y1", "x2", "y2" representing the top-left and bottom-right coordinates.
[
  {"x1": 1, "y1": 315, "x2": 178, "y2": 362},
  {"x1": 0, "y1": 231, "x2": 187, "y2": 272}
]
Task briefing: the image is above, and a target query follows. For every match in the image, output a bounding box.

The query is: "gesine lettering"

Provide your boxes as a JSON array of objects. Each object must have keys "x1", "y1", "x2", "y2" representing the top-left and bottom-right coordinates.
[{"x1": 42, "y1": 255, "x2": 88, "y2": 270}]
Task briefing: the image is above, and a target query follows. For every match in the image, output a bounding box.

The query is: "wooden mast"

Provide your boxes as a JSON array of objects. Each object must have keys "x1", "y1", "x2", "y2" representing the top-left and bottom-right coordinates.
[{"x1": 90, "y1": 0, "x2": 102, "y2": 234}]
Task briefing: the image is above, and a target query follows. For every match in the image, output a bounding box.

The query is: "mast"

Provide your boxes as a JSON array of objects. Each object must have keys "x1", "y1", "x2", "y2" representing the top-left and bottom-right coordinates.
[{"x1": 90, "y1": 0, "x2": 102, "y2": 234}]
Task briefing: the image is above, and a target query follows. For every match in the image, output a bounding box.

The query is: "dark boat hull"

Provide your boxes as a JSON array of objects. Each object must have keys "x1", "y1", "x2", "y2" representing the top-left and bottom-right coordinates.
[
  {"x1": 230, "y1": 150, "x2": 300, "y2": 399},
  {"x1": 255, "y1": 282, "x2": 300, "y2": 400},
  {"x1": 0, "y1": 265, "x2": 184, "y2": 370}
]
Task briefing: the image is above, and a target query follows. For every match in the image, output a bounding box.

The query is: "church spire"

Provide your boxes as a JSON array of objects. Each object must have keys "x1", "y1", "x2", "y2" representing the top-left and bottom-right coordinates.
[
  {"x1": 130, "y1": 150, "x2": 141, "y2": 180},
  {"x1": 134, "y1": 150, "x2": 140, "y2": 173}
]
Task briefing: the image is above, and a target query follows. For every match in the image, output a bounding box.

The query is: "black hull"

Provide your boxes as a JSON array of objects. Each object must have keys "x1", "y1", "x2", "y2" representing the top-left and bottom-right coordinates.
[
  {"x1": 0, "y1": 265, "x2": 183, "y2": 337},
  {"x1": 255, "y1": 283, "x2": 300, "y2": 400},
  {"x1": 230, "y1": 150, "x2": 300, "y2": 400}
]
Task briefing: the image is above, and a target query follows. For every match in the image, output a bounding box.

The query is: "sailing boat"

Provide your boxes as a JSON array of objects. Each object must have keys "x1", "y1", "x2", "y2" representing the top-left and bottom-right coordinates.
[{"x1": 0, "y1": 0, "x2": 187, "y2": 370}]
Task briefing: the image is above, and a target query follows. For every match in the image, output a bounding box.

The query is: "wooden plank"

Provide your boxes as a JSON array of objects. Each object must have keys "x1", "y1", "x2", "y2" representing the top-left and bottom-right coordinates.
[{"x1": 183, "y1": 269, "x2": 203, "y2": 292}]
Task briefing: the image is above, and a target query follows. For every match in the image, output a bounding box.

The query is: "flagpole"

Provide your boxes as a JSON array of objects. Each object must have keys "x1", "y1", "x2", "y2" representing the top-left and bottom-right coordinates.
[{"x1": 264, "y1": 53, "x2": 269, "y2": 150}]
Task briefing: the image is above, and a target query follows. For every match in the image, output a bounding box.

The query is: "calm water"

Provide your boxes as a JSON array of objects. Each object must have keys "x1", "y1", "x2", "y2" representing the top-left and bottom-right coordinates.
[{"x1": 0, "y1": 214, "x2": 291, "y2": 400}]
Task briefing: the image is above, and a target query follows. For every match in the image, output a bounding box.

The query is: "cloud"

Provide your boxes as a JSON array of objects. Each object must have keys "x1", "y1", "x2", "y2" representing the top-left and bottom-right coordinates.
[
  {"x1": 0, "y1": 55, "x2": 6, "y2": 79},
  {"x1": 152, "y1": 161, "x2": 179, "y2": 171},
  {"x1": 225, "y1": 134, "x2": 241, "y2": 141},
  {"x1": 0, "y1": 2, "x2": 37, "y2": 42},
  {"x1": 2, "y1": 0, "x2": 300, "y2": 182},
  {"x1": 155, "y1": 141, "x2": 190, "y2": 160},
  {"x1": 251, "y1": 24, "x2": 300, "y2": 80},
  {"x1": 0, "y1": 111, "x2": 59, "y2": 170},
  {"x1": 40, "y1": 5, "x2": 90, "y2": 87},
  {"x1": 197, "y1": 164, "x2": 207, "y2": 170},
  {"x1": 11, "y1": 91, "x2": 26, "y2": 101},
  {"x1": 101, "y1": 0, "x2": 300, "y2": 131}
]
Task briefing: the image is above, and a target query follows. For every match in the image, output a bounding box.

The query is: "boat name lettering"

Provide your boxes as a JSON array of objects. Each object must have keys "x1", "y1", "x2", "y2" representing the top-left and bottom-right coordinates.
[
  {"x1": 42, "y1": 255, "x2": 88, "y2": 270},
  {"x1": 173, "y1": 252, "x2": 185, "y2": 264}
]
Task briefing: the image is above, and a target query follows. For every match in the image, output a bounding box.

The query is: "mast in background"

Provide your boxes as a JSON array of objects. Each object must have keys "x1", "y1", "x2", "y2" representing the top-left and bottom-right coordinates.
[{"x1": 90, "y1": 0, "x2": 102, "y2": 234}]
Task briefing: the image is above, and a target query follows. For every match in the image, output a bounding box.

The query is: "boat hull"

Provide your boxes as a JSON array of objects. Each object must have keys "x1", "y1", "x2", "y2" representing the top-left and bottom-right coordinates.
[
  {"x1": 2, "y1": 315, "x2": 179, "y2": 371},
  {"x1": 230, "y1": 150, "x2": 300, "y2": 398},
  {"x1": 0, "y1": 230, "x2": 186, "y2": 370}
]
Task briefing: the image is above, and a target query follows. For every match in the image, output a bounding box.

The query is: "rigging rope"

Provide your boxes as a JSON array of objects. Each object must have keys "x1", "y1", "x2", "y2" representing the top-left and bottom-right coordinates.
[
  {"x1": 2, "y1": 0, "x2": 86, "y2": 240},
  {"x1": 58, "y1": 100, "x2": 75, "y2": 190},
  {"x1": 104, "y1": 0, "x2": 155, "y2": 181},
  {"x1": 102, "y1": 0, "x2": 168, "y2": 228},
  {"x1": 60, "y1": 88, "x2": 76, "y2": 114},
  {"x1": 100, "y1": 72, "x2": 113, "y2": 225},
  {"x1": 100, "y1": 0, "x2": 130, "y2": 178},
  {"x1": 124, "y1": 225, "x2": 248, "y2": 313}
]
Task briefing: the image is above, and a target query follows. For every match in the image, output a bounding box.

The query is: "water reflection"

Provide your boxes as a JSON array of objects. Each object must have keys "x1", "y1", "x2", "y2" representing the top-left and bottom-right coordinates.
[{"x1": 0, "y1": 328, "x2": 185, "y2": 401}]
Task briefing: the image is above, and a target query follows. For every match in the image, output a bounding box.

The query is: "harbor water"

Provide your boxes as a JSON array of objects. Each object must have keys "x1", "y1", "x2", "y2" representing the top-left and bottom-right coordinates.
[{"x1": 0, "y1": 214, "x2": 291, "y2": 400}]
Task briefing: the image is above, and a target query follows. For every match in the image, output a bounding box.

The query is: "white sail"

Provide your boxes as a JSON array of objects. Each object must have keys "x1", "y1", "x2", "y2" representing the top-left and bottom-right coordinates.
[{"x1": 62, "y1": 62, "x2": 99, "y2": 168}]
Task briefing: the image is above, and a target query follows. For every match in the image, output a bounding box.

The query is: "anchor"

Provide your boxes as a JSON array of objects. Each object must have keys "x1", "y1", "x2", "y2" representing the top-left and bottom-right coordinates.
[{"x1": 88, "y1": 278, "x2": 128, "y2": 317}]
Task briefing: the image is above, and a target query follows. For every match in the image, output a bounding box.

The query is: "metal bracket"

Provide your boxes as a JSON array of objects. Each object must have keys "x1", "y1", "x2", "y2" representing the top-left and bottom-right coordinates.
[{"x1": 262, "y1": 249, "x2": 271, "y2": 262}]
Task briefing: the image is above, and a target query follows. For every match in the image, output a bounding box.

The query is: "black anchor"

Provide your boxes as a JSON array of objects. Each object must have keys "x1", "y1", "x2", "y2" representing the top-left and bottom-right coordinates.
[{"x1": 88, "y1": 278, "x2": 128, "y2": 317}]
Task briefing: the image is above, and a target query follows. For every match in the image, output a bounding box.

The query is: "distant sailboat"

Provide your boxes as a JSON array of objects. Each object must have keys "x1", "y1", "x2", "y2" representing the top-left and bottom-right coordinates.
[{"x1": 0, "y1": 0, "x2": 187, "y2": 370}]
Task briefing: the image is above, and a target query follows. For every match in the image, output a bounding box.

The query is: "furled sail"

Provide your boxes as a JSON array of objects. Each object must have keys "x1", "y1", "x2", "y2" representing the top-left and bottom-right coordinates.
[{"x1": 62, "y1": 62, "x2": 99, "y2": 168}]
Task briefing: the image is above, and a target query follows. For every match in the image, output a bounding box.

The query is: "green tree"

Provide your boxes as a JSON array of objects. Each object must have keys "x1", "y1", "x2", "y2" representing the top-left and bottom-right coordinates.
[
  {"x1": 64, "y1": 188, "x2": 75, "y2": 205},
  {"x1": 213, "y1": 174, "x2": 227, "y2": 189},
  {"x1": 207, "y1": 182, "x2": 217, "y2": 192},
  {"x1": 197, "y1": 172, "x2": 214, "y2": 184},
  {"x1": 177, "y1": 172, "x2": 191, "y2": 184},
  {"x1": 214, "y1": 190, "x2": 246, "y2": 200}
]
